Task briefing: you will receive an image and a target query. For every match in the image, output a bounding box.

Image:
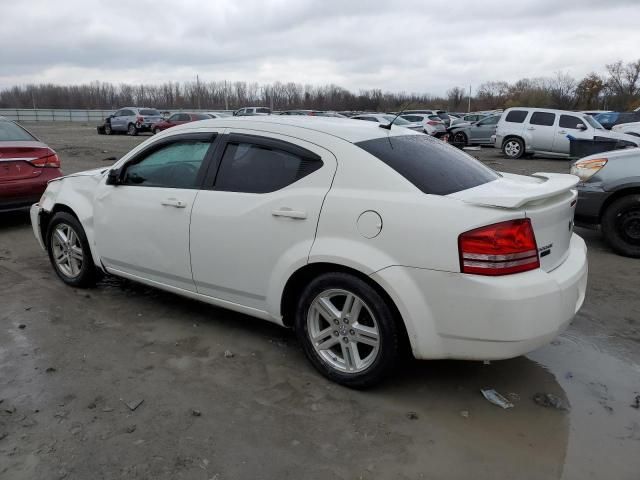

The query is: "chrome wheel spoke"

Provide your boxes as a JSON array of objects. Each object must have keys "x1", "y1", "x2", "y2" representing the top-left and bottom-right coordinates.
[
  {"x1": 315, "y1": 296, "x2": 341, "y2": 322},
  {"x1": 342, "y1": 294, "x2": 362, "y2": 321},
  {"x1": 69, "y1": 246, "x2": 83, "y2": 261},
  {"x1": 317, "y1": 336, "x2": 340, "y2": 351},
  {"x1": 341, "y1": 341, "x2": 360, "y2": 371},
  {"x1": 352, "y1": 322, "x2": 379, "y2": 347}
]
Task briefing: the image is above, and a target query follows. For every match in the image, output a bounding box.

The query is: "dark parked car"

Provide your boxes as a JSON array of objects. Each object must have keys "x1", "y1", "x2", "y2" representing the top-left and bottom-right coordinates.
[
  {"x1": 0, "y1": 117, "x2": 62, "y2": 212},
  {"x1": 151, "y1": 112, "x2": 211, "y2": 134},
  {"x1": 593, "y1": 111, "x2": 640, "y2": 130},
  {"x1": 572, "y1": 147, "x2": 640, "y2": 257}
]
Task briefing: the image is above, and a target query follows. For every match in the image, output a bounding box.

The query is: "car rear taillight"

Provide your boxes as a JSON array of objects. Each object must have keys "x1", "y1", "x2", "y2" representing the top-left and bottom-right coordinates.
[
  {"x1": 137, "y1": 116, "x2": 144, "y2": 123},
  {"x1": 427, "y1": 120, "x2": 440, "y2": 125},
  {"x1": 458, "y1": 219, "x2": 539, "y2": 276},
  {"x1": 30, "y1": 152, "x2": 61, "y2": 168}
]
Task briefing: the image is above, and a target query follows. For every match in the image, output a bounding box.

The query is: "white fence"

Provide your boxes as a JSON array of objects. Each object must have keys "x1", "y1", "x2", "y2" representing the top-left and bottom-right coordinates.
[{"x1": 0, "y1": 108, "x2": 236, "y2": 122}]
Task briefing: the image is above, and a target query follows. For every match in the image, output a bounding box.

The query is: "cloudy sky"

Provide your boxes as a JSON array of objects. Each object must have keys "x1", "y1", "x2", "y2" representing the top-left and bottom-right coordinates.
[{"x1": 1, "y1": 0, "x2": 639, "y2": 95}]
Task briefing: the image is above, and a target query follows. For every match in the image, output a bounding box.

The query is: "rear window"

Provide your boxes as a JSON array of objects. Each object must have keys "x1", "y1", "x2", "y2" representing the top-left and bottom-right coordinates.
[
  {"x1": 191, "y1": 113, "x2": 210, "y2": 120},
  {"x1": 356, "y1": 135, "x2": 499, "y2": 195},
  {"x1": 256, "y1": 108, "x2": 271, "y2": 114},
  {"x1": 140, "y1": 109, "x2": 160, "y2": 116},
  {"x1": 0, "y1": 120, "x2": 36, "y2": 141},
  {"x1": 530, "y1": 112, "x2": 556, "y2": 126},
  {"x1": 438, "y1": 113, "x2": 450, "y2": 121},
  {"x1": 505, "y1": 110, "x2": 528, "y2": 123}
]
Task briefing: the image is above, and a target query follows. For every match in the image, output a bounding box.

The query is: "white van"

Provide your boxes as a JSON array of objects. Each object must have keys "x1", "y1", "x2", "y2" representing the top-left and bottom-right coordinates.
[{"x1": 495, "y1": 108, "x2": 640, "y2": 158}]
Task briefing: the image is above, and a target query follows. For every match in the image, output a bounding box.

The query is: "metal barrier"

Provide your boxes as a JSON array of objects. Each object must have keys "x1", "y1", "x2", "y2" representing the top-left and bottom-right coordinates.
[{"x1": 0, "y1": 108, "x2": 235, "y2": 122}]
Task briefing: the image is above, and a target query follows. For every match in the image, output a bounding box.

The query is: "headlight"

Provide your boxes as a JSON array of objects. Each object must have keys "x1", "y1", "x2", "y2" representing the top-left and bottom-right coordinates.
[{"x1": 570, "y1": 157, "x2": 608, "y2": 182}]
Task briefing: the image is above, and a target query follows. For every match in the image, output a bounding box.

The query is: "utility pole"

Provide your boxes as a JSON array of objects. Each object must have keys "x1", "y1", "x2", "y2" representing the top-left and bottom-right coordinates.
[
  {"x1": 196, "y1": 74, "x2": 201, "y2": 109},
  {"x1": 468, "y1": 85, "x2": 472, "y2": 113},
  {"x1": 224, "y1": 80, "x2": 229, "y2": 111}
]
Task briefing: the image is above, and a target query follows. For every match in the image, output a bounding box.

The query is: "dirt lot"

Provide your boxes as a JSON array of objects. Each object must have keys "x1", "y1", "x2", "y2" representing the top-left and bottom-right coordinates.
[{"x1": 1, "y1": 122, "x2": 639, "y2": 480}]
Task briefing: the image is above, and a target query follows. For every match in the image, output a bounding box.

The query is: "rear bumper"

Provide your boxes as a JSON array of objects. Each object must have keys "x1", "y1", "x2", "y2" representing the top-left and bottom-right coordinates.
[
  {"x1": 0, "y1": 168, "x2": 62, "y2": 212},
  {"x1": 371, "y1": 234, "x2": 588, "y2": 360}
]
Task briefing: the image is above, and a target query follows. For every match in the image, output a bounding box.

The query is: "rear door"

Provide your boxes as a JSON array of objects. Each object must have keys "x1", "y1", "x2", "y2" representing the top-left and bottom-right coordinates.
[
  {"x1": 528, "y1": 111, "x2": 557, "y2": 152},
  {"x1": 189, "y1": 130, "x2": 337, "y2": 313},
  {"x1": 94, "y1": 132, "x2": 218, "y2": 291}
]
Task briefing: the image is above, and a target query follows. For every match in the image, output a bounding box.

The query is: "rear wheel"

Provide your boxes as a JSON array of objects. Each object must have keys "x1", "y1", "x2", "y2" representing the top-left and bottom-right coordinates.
[
  {"x1": 153, "y1": 127, "x2": 161, "y2": 135},
  {"x1": 601, "y1": 194, "x2": 640, "y2": 258},
  {"x1": 46, "y1": 212, "x2": 97, "y2": 287},
  {"x1": 503, "y1": 137, "x2": 524, "y2": 158},
  {"x1": 295, "y1": 272, "x2": 400, "y2": 388},
  {"x1": 127, "y1": 123, "x2": 138, "y2": 136},
  {"x1": 104, "y1": 123, "x2": 112, "y2": 135}
]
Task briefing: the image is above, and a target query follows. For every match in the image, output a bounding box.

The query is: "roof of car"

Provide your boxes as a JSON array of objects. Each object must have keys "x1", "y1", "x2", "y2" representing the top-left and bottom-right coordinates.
[{"x1": 167, "y1": 115, "x2": 420, "y2": 143}]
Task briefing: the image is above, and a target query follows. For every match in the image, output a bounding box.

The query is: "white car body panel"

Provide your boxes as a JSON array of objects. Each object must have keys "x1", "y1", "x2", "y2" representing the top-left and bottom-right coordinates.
[
  {"x1": 612, "y1": 121, "x2": 640, "y2": 137},
  {"x1": 30, "y1": 116, "x2": 588, "y2": 361}
]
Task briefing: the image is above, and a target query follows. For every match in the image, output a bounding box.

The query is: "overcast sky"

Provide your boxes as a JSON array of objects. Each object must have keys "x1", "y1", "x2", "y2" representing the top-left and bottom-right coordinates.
[{"x1": 1, "y1": 0, "x2": 639, "y2": 95}]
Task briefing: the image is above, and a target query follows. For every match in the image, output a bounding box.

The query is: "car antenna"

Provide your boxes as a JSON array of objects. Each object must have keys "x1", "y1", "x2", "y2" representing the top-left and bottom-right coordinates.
[{"x1": 379, "y1": 102, "x2": 412, "y2": 130}]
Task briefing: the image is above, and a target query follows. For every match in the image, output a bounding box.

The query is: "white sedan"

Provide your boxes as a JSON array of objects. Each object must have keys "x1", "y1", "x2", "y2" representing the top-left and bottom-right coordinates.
[{"x1": 30, "y1": 116, "x2": 588, "y2": 387}]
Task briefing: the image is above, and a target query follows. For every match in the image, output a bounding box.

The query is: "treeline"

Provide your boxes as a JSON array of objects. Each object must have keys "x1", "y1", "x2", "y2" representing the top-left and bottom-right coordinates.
[{"x1": 1, "y1": 59, "x2": 639, "y2": 113}]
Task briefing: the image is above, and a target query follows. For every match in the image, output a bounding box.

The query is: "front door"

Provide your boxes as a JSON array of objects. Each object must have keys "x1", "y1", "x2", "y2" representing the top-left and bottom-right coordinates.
[
  {"x1": 471, "y1": 115, "x2": 500, "y2": 144},
  {"x1": 189, "y1": 130, "x2": 337, "y2": 314},
  {"x1": 527, "y1": 111, "x2": 557, "y2": 152},
  {"x1": 553, "y1": 114, "x2": 594, "y2": 154},
  {"x1": 94, "y1": 132, "x2": 217, "y2": 291}
]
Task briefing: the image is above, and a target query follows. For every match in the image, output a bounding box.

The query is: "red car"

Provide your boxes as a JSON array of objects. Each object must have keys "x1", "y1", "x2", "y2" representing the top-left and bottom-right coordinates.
[
  {"x1": 0, "y1": 118, "x2": 62, "y2": 212},
  {"x1": 151, "y1": 112, "x2": 212, "y2": 134}
]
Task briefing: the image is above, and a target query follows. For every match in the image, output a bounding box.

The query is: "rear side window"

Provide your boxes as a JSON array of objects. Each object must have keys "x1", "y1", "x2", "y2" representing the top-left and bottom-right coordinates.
[
  {"x1": 0, "y1": 121, "x2": 36, "y2": 141},
  {"x1": 505, "y1": 110, "x2": 528, "y2": 123},
  {"x1": 256, "y1": 108, "x2": 271, "y2": 114},
  {"x1": 356, "y1": 135, "x2": 499, "y2": 195},
  {"x1": 215, "y1": 142, "x2": 322, "y2": 193},
  {"x1": 559, "y1": 115, "x2": 585, "y2": 129},
  {"x1": 402, "y1": 115, "x2": 422, "y2": 122},
  {"x1": 530, "y1": 112, "x2": 556, "y2": 126},
  {"x1": 140, "y1": 109, "x2": 160, "y2": 116}
]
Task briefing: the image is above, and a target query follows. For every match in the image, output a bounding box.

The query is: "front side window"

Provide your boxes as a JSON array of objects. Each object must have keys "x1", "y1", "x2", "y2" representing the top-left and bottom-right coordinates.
[
  {"x1": 478, "y1": 115, "x2": 500, "y2": 126},
  {"x1": 122, "y1": 139, "x2": 212, "y2": 188},
  {"x1": 505, "y1": 110, "x2": 528, "y2": 123},
  {"x1": 168, "y1": 114, "x2": 180, "y2": 122},
  {"x1": 530, "y1": 112, "x2": 556, "y2": 126},
  {"x1": 559, "y1": 115, "x2": 585, "y2": 129},
  {"x1": 215, "y1": 141, "x2": 322, "y2": 193},
  {"x1": 356, "y1": 135, "x2": 499, "y2": 196}
]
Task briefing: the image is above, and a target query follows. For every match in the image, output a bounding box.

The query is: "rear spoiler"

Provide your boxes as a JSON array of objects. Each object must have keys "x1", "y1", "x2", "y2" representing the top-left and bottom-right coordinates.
[{"x1": 450, "y1": 172, "x2": 579, "y2": 209}]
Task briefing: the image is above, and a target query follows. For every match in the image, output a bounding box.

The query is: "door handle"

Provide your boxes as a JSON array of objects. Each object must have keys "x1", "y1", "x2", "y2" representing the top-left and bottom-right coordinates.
[
  {"x1": 558, "y1": 130, "x2": 567, "y2": 134},
  {"x1": 526, "y1": 127, "x2": 535, "y2": 130},
  {"x1": 272, "y1": 207, "x2": 307, "y2": 219},
  {"x1": 161, "y1": 198, "x2": 187, "y2": 208}
]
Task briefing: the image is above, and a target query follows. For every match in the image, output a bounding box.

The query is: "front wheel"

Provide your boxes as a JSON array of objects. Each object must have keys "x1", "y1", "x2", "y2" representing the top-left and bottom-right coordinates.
[
  {"x1": 502, "y1": 137, "x2": 524, "y2": 158},
  {"x1": 46, "y1": 212, "x2": 97, "y2": 287},
  {"x1": 452, "y1": 131, "x2": 468, "y2": 145},
  {"x1": 601, "y1": 194, "x2": 640, "y2": 258},
  {"x1": 127, "y1": 123, "x2": 138, "y2": 136},
  {"x1": 295, "y1": 272, "x2": 400, "y2": 388},
  {"x1": 104, "y1": 123, "x2": 112, "y2": 135}
]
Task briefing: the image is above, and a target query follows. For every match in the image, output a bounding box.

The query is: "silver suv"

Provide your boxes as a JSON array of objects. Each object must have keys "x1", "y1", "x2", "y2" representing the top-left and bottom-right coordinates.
[
  {"x1": 495, "y1": 107, "x2": 640, "y2": 158},
  {"x1": 105, "y1": 107, "x2": 163, "y2": 136},
  {"x1": 233, "y1": 107, "x2": 271, "y2": 116}
]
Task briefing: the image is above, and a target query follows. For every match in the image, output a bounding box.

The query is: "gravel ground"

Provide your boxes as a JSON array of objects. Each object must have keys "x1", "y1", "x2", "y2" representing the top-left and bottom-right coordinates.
[{"x1": 1, "y1": 122, "x2": 639, "y2": 480}]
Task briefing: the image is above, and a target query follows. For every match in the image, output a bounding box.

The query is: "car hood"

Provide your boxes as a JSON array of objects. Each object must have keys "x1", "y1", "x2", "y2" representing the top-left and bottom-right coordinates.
[
  {"x1": 595, "y1": 129, "x2": 640, "y2": 144},
  {"x1": 49, "y1": 167, "x2": 108, "y2": 183},
  {"x1": 578, "y1": 146, "x2": 640, "y2": 162}
]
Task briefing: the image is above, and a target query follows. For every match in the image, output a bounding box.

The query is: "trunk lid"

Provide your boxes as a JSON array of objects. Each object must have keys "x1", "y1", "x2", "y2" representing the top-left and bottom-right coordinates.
[
  {"x1": 450, "y1": 172, "x2": 579, "y2": 272},
  {"x1": 0, "y1": 142, "x2": 51, "y2": 182}
]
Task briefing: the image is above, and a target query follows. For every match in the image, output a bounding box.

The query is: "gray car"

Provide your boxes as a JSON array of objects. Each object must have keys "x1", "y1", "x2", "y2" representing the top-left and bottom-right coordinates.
[
  {"x1": 573, "y1": 147, "x2": 640, "y2": 257},
  {"x1": 103, "y1": 107, "x2": 163, "y2": 136},
  {"x1": 449, "y1": 114, "x2": 501, "y2": 146}
]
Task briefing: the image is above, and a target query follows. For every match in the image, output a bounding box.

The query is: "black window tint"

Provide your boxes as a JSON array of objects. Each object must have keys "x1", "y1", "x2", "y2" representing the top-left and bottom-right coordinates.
[
  {"x1": 192, "y1": 113, "x2": 210, "y2": 120},
  {"x1": 559, "y1": 115, "x2": 584, "y2": 129},
  {"x1": 256, "y1": 108, "x2": 271, "y2": 114},
  {"x1": 356, "y1": 135, "x2": 499, "y2": 195},
  {"x1": 139, "y1": 109, "x2": 160, "y2": 116},
  {"x1": 402, "y1": 115, "x2": 421, "y2": 122},
  {"x1": 122, "y1": 139, "x2": 211, "y2": 188},
  {"x1": 215, "y1": 142, "x2": 322, "y2": 193},
  {"x1": 168, "y1": 114, "x2": 180, "y2": 122},
  {"x1": 505, "y1": 110, "x2": 528, "y2": 123},
  {"x1": 530, "y1": 112, "x2": 556, "y2": 126},
  {"x1": 479, "y1": 115, "x2": 500, "y2": 126}
]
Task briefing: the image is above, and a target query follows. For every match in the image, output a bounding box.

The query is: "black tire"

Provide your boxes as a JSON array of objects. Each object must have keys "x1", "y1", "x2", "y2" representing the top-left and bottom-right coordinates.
[
  {"x1": 601, "y1": 194, "x2": 640, "y2": 258},
  {"x1": 294, "y1": 272, "x2": 400, "y2": 388},
  {"x1": 46, "y1": 212, "x2": 97, "y2": 288},
  {"x1": 502, "y1": 137, "x2": 525, "y2": 159},
  {"x1": 127, "y1": 123, "x2": 138, "y2": 136},
  {"x1": 153, "y1": 127, "x2": 161, "y2": 135},
  {"x1": 104, "y1": 123, "x2": 112, "y2": 135},
  {"x1": 452, "y1": 131, "x2": 468, "y2": 146}
]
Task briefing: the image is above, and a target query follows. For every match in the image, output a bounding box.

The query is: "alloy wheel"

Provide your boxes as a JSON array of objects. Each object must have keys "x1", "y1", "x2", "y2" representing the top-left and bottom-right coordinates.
[
  {"x1": 306, "y1": 289, "x2": 380, "y2": 374},
  {"x1": 504, "y1": 140, "x2": 521, "y2": 157},
  {"x1": 51, "y1": 223, "x2": 84, "y2": 278}
]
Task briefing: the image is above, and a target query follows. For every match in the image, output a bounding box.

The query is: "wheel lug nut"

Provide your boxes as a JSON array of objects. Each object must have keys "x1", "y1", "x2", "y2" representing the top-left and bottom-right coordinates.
[
  {"x1": 342, "y1": 337, "x2": 349, "y2": 343},
  {"x1": 333, "y1": 331, "x2": 339, "y2": 336},
  {"x1": 349, "y1": 329, "x2": 355, "y2": 335},
  {"x1": 343, "y1": 318, "x2": 349, "y2": 324},
  {"x1": 334, "y1": 319, "x2": 339, "y2": 325}
]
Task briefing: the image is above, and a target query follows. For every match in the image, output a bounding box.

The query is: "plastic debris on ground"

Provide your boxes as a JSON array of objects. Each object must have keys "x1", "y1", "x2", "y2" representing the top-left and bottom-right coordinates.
[{"x1": 480, "y1": 389, "x2": 514, "y2": 409}]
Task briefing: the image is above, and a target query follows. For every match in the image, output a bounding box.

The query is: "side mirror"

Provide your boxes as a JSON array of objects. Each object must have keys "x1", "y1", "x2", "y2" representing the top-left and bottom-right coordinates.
[
  {"x1": 576, "y1": 123, "x2": 587, "y2": 130},
  {"x1": 106, "y1": 168, "x2": 121, "y2": 186}
]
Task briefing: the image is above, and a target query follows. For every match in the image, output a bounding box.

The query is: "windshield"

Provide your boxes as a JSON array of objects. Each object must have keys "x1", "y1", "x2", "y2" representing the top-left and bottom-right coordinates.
[
  {"x1": 584, "y1": 115, "x2": 604, "y2": 129},
  {"x1": 140, "y1": 109, "x2": 160, "y2": 116},
  {"x1": 0, "y1": 120, "x2": 36, "y2": 141},
  {"x1": 381, "y1": 115, "x2": 410, "y2": 125}
]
